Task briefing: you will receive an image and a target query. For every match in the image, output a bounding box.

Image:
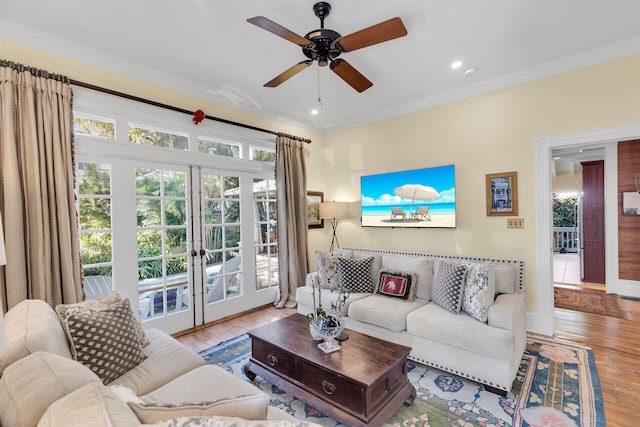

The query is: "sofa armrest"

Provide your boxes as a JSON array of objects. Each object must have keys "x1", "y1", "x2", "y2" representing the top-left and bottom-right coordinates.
[
  {"x1": 487, "y1": 291, "x2": 525, "y2": 331},
  {"x1": 306, "y1": 272, "x2": 319, "y2": 287}
]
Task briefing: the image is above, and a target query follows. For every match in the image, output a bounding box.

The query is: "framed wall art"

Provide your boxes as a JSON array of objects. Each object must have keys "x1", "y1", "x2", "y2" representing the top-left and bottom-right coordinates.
[
  {"x1": 307, "y1": 191, "x2": 324, "y2": 228},
  {"x1": 622, "y1": 191, "x2": 640, "y2": 216},
  {"x1": 360, "y1": 164, "x2": 456, "y2": 228},
  {"x1": 486, "y1": 171, "x2": 518, "y2": 216}
]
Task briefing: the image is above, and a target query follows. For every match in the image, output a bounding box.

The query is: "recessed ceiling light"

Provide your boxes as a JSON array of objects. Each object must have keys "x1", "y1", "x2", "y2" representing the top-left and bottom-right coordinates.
[
  {"x1": 311, "y1": 108, "x2": 319, "y2": 115},
  {"x1": 451, "y1": 61, "x2": 462, "y2": 69},
  {"x1": 464, "y1": 68, "x2": 477, "y2": 75}
]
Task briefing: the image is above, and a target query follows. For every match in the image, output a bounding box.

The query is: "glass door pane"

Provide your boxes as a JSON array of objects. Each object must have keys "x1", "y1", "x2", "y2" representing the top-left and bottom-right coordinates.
[
  {"x1": 136, "y1": 168, "x2": 191, "y2": 322},
  {"x1": 201, "y1": 173, "x2": 242, "y2": 305}
]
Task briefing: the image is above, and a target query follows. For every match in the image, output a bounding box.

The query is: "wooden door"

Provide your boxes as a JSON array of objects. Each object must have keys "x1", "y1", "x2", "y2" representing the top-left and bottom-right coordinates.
[{"x1": 581, "y1": 160, "x2": 605, "y2": 283}]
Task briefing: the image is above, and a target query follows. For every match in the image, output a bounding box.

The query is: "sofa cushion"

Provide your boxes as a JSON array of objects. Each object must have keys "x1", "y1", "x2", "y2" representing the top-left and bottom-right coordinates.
[
  {"x1": 348, "y1": 295, "x2": 428, "y2": 332},
  {"x1": 128, "y1": 394, "x2": 269, "y2": 423},
  {"x1": 461, "y1": 262, "x2": 495, "y2": 322},
  {"x1": 375, "y1": 270, "x2": 417, "y2": 302},
  {"x1": 0, "y1": 351, "x2": 101, "y2": 427},
  {"x1": 296, "y1": 286, "x2": 370, "y2": 316},
  {"x1": 37, "y1": 382, "x2": 140, "y2": 427},
  {"x1": 407, "y1": 303, "x2": 515, "y2": 360},
  {"x1": 110, "y1": 328, "x2": 204, "y2": 396},
  {"x1": 380, "y1": 255, "x2": 433, "y2": 300},
  {"x1": 431, "y1": 261, "x2": 467, "y2": 314},
  {"x1": 493, "y1": 264, "x2": 517, "y2": 294},
  {"x1": 315, "y1": 249, "x2": 353, "y2": 289},
  {"x1": 337, "y1": 256, "x2": 375, "y2": 293},
  {"x1": 65, "y1": 298, "x2": 148, "y2": 384},
  {"x1": 56, "y1": 291, "x2": 150, "y2": 347},
  {"x1": 142, "y1": 365, "x2": 266, "y2": 408},
  {"x1": 0, "y1": 299, "x2": 72, "y2": 375}
]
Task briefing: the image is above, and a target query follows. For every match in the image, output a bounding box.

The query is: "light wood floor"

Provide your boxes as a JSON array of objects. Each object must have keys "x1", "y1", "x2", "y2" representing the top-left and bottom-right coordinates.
[{"x1": 176, "y1": 305, "x2": 640, "y2": 427}]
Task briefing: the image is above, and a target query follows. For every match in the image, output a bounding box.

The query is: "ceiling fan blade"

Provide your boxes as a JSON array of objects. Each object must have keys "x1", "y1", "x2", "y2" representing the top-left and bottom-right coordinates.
[
  {"x1": 331, "y1": 17, "x2": 407, "y2": 52},
  {"x1": 264, "y1": 60, "x2": 313, "y2": 87},
  {"x1": 247, "y1": 16, "x2": 313, "y2": 47},
  {"x1": 330, "y1": 59, "x2": 373, "y2": 93}
]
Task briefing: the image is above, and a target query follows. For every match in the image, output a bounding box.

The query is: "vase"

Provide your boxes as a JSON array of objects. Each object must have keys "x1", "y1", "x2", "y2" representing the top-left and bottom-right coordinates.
[{"x1": 308, "y1": 317, "x2": 324, "y2": 341}]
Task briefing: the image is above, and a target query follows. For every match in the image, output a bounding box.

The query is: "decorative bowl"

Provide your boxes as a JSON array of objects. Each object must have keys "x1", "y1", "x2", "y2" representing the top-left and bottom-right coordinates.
[{"x1": 310, "y1": 315, "x2": 344, "y2": 353}]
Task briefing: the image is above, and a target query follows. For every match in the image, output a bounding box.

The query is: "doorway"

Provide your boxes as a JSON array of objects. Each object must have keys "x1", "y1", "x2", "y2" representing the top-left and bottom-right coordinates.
[{"x1": 551, "y1": 148, "x2": 605, "y2": 289}]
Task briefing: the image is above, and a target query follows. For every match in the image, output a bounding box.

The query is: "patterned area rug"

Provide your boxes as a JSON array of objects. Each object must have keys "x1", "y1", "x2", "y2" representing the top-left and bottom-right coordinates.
[
  {"x1": 554, "y1": 286, "x2": 630, "y2": 320},
  {"x1": 199, "y1": 333, "x2": 604, "y2": 427}
]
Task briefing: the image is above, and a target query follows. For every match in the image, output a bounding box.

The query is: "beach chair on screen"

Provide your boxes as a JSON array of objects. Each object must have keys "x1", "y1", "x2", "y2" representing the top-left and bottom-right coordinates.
[
  {"x1": 390, "y1": 207, "x2": 406, "y2": 221},
  {"x1": 411, "y1": 206, "x2": 431, "y2": 221}
]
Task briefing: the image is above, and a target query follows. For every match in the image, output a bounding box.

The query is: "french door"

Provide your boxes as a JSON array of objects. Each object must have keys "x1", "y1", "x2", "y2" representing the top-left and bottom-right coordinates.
[{"x1": 79, "y1": 158, "x2": 279, "y2": 334}]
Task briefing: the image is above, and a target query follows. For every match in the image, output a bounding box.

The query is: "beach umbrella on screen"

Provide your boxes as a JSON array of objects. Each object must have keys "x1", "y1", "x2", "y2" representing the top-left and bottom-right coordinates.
[{"x1": 394, "y1": 184, "x2": 439, "y2": 211}]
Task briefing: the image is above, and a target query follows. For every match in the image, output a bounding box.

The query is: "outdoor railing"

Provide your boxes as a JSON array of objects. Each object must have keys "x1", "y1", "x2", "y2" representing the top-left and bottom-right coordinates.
[{"x1": 553, "y1": 226, "x2": 579, "y2": 253}]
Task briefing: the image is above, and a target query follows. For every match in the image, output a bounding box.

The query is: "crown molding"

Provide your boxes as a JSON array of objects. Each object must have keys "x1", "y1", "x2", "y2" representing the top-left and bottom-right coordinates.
[
  {"x1": 324, "y1": 35, "x2": 640, "y2": 132},
  {"x1": 4, "y1": 19, "x2": 640, "y2": 134}
]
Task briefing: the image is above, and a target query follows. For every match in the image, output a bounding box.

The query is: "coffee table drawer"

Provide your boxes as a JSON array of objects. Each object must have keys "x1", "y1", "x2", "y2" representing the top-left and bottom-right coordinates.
[
  {"x1": 297, "y1": 361, "x2": 366, "y2": 415},
  {"x1": 252, "y1": 340, "x2": 296, "y2": 377}
]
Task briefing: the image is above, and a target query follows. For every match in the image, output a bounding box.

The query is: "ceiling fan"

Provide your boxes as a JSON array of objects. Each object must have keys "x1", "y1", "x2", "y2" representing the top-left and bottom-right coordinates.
[{"x1": 247, "y1": 2, "x2": 408, "y2": 93}]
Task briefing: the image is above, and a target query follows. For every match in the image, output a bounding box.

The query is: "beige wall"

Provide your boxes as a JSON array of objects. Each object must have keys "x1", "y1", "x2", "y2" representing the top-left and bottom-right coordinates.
[
  {"x1": 313, "y1": 54, "x2": 640, "y2": 313},
  {"x1": 5, "y1": 39, "x2": 640, "y2": 316}
]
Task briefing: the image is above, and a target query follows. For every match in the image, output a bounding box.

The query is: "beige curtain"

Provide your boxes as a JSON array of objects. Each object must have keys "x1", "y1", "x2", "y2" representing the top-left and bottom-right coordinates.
[
  {"x1": 274, "y1": 136, "x2": 309, "y2": 308},
  {"x1": 0, "y1": 60, "x2": 82, "y2": 311}
]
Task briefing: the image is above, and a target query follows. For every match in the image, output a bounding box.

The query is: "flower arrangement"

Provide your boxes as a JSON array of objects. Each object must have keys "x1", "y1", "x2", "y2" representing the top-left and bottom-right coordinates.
[{"x1": 307, "y1": 275, "x2": 326, "y2": 322}]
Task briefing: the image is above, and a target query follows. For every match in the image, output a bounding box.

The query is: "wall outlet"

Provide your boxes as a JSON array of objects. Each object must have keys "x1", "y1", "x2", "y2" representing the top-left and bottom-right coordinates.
[{"x1": 507, "y1": 218, "x2": 525, "y2": 229}]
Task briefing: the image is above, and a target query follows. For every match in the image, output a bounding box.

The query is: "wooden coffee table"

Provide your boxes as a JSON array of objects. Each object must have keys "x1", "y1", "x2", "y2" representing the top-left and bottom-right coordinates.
[{"x1": 243, "y1": 314, "x2": 415, "y2": 427}]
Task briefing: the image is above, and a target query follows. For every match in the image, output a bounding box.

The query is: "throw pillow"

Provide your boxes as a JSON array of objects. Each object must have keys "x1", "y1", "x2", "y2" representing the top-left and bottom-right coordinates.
[
  {"x1": 462, "y1": 262, "x2": 495, "y2": 322},
  {"x1": 38, "y1": 383, "x2": 141, "y2": 427},
  {"x1": 336, "y1": 256, "x2": 375, "y2": 293},
  {"x1": 109, "y1": 384, "x2": 143, "y2": 404},
  {"x1": 374, "y1": 270, "x2": 417, "y2": 302},
  {"x1": 315, "y1": 249, "x2": 353, "y2": 288},
  {"x1": 158, "y1": 416, "x2": 320, "y2": 427},
  {"x1": 66, "y1": 298, "x2": 148, "y2": 384},
  {"x1": 127, "y1": 394, "x2": 269, "y2": 423},
  {"x1": 56, "y1": 291, "x2": 150, "y2": 347},
  {"x1": 431, "y1": 261, "x2": 467, "y2": 314}
]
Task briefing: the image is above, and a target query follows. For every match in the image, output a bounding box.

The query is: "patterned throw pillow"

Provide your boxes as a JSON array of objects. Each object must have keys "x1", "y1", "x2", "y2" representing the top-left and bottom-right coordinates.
[
  {"x1": 56, "y1": 291, "x2": 150, "y2": 347},
  {"x1": 431, "y1": 261, "x2": 467, "y2": 314},
  {"x1": 375, "y1": 270, "x2": 417, "y2": 302},
  {"x1": 336, "y1": 256, "x2": 375, "y2": 293},
  {"x1": 462, "y1": 262, "x2": 495, "y2": 322},
  {"x1": 316, "y1": 251, "x2": 341, "y2": 289},
  {"x1": 66, "y1": 298, "x2": 147, "y2": 384}
]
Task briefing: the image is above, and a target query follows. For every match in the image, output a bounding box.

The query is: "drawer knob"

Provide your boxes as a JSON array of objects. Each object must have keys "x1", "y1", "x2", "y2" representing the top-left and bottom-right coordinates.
[
  {"x1": 322, "y1": 380, "x2": 336, "y2": 395},
  {"x1": 266, "y1": 354, "x2": 278, "y2": 366}
]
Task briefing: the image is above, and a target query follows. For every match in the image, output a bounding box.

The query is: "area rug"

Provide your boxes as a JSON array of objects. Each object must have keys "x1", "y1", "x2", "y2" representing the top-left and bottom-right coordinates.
[
  {"x1": 199, "y1": 334, "x2": 604, "y2": 427},
  {"x1": 554, "y1": 286, "x2": 630, "y2": 320}
]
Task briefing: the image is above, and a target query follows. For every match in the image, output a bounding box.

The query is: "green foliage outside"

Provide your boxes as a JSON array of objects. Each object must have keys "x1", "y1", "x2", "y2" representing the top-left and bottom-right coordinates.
[{"x1": 553, "y1": 193, "x2": 578, "y2": 227}]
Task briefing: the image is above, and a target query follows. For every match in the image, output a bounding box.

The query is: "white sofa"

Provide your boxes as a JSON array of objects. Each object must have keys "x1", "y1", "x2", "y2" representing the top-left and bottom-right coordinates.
[
  {"x1": 0, "y1": 298, "x2": 303, "y2": 427},
  {"x1": 296, "y1": 248, "x2": 526, "y2": 394}
]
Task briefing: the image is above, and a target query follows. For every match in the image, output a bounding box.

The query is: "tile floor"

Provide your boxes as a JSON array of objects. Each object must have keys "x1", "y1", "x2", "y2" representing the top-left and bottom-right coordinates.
[{"x1": 553, "y1": 252, "x2": 582, "y2": 285}]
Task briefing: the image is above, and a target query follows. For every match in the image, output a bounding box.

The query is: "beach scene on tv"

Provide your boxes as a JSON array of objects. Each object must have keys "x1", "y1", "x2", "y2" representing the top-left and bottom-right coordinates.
[{"x1": 361, "y1": 165, "x2": 456, "y2": 228}]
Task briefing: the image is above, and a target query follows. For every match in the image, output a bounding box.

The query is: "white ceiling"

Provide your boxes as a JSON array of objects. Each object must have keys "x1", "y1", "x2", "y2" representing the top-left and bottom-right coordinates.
[{"x1": 2, "y1": 1, "x2": 640, "y2": 133}]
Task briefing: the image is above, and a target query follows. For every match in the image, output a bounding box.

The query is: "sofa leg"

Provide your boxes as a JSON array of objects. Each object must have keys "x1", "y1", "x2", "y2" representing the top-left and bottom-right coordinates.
[{"x1": 484, "y1": 384, "x2": 508, "y2": 397}]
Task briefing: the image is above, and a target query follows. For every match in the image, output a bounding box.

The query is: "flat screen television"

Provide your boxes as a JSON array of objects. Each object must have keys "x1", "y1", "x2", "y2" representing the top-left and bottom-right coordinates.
[{"x1": 361, "y1": 164, "x2": 456, "y2": 228}]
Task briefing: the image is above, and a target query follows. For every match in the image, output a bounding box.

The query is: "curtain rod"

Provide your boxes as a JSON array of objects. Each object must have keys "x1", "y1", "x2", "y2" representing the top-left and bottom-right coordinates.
[{"x1": 69, "y1": 80, "x2": 312, "y2": 144}]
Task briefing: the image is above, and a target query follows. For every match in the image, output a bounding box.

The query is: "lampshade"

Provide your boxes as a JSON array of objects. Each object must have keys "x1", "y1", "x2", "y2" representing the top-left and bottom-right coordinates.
[
  {"x1": 320, "y1": 201, "x2": 349, "y2": 220},
  {"x1": 0, "y1": 211, "x2": 6, "y2": 266}
]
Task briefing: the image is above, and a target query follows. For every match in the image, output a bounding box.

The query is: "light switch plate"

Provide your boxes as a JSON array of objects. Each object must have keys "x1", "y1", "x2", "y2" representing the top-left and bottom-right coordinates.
[{"x1": 507, "y1": 218, "x2": 524, "y2": 229}]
